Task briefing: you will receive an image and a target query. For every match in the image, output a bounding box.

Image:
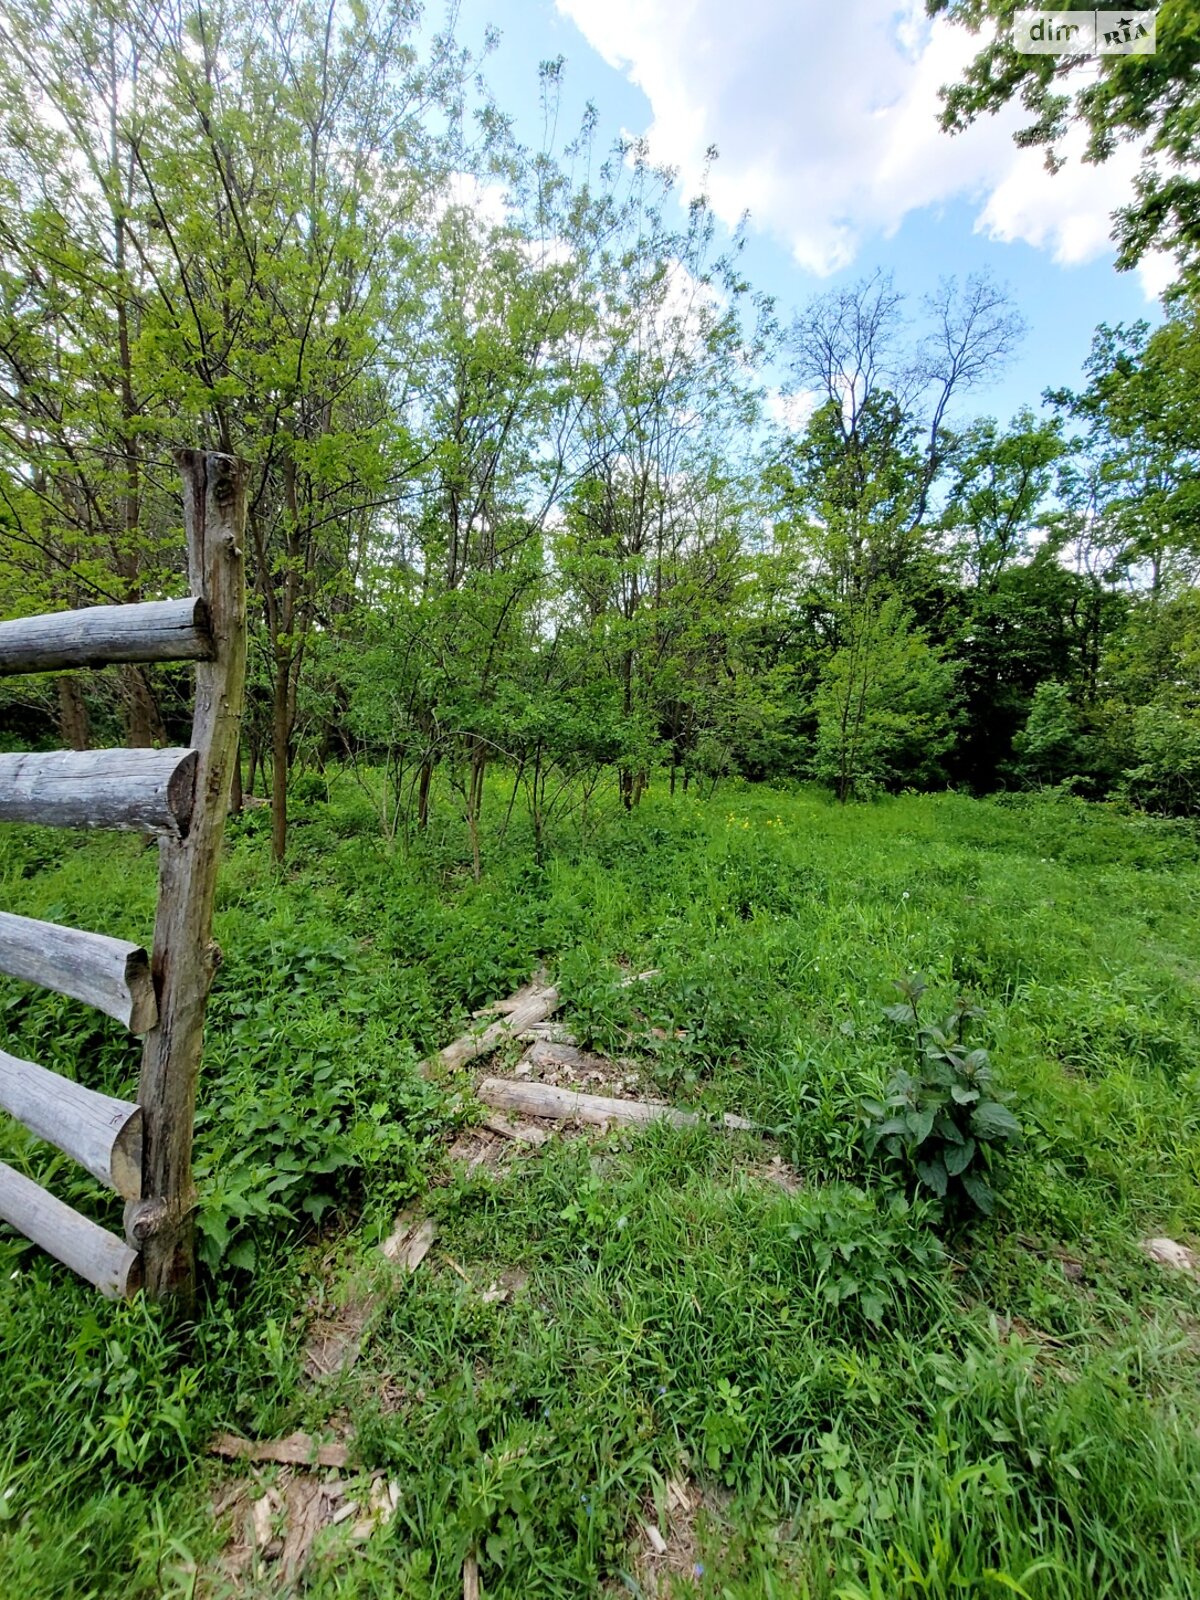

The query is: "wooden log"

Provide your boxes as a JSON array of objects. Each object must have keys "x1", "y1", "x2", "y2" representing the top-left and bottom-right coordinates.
[
  {"x1": 0, "y1": 1161, "x2": 141, "y2": 1296},
  {"x1": 431, "y1": 977, "x2": 562, "y2": 1075},
  {"x1": 133, "y1": 452, "x2": 247, "y2": 1311},
  {"x1": 0, "y1": 747, "x2": 198, "y2": 835},
  {"x1": 0, "y1": 1047, "x2": 142, "y2": 1197},
  {"x1": 0, "y1": 910, "x2": 157, "y2": 1033},
  {"x1": 208, "y1": 1431, "x2": 350, "y2": 1469},
  {"x1": 476, "y1": 1077, "x2": 757, "y2": 1132},
  {"x1": 0, "y1": 598, "x2": 212, "y2": 676},
  {"x1": 427, "y1": 969, "x2": 660, "y2": 1079}
]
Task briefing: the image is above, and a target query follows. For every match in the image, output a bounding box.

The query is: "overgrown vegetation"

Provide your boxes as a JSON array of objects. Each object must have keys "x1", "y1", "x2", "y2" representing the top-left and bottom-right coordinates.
[{"x1": 2, "y1": 778, "x2": 1198, "y2": 1597}]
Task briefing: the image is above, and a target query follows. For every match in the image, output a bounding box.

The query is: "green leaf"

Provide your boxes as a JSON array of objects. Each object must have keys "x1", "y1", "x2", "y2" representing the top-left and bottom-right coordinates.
[
  {"x1": 906, "y1": 1107, "x2": 936, "y2": 1144},
  {"x1": 228, "y1": 1238, "x2": 257, "y2": 1272},
  {"x1": 961, "y1": 1172, "x2": 995, "y2": 1213},
  {"x1": 860, "y1": 1291, "x2": 886, "y2": 1324},
  {"x1": 950, "y1": 1084, "x2": 979, "y2": 1105},
  {"x1": 883, "y1": 1002, "x2": 917, "y2": 1026},
  {"x1": 971, "y1": 1102, "x2": 1021, "y2": 1142},
  {"x1": 943, "y1": 1137, "x2": 976, "y2": 1176},
  {"x1": 916, "y1": 1156, "x2": 948, "y2": 1197}
]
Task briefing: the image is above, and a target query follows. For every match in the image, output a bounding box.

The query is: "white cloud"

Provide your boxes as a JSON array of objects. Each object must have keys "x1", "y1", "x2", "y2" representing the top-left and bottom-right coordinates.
[{"x1": 555, "y1": 0, "x2": 1175, "y2": 299}]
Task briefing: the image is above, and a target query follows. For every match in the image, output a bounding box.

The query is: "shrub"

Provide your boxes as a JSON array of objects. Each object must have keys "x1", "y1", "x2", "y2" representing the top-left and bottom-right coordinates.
[{"x1": 862, "y1": 978, "x2": 1021, "y2": 1215}]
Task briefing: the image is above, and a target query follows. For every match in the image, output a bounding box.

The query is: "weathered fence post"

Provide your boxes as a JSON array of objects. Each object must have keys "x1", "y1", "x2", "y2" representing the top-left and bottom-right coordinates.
[{"x1": 128, "y1": 451, "x2": 247, "y2": 1311}]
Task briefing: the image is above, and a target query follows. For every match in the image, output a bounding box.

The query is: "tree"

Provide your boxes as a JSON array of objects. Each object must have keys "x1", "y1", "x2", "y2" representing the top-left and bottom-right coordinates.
[
  {"x1": 930, "y1": 0, "x2": 1200, "y2": 288},
  {"x1": 811, "y1": 595, "x2": 961, "y2": 801}
]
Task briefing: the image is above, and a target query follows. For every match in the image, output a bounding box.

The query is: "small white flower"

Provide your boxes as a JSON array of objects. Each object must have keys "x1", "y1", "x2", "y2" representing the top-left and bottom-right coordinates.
[{"x1": 901, "y1": 891, "x2": 910, "y2": 900}]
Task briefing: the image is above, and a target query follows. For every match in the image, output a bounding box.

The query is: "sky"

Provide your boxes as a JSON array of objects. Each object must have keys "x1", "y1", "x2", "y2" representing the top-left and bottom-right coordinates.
[{"x1": 448, "y1": 0, "x2": 1169, "y2": 429}]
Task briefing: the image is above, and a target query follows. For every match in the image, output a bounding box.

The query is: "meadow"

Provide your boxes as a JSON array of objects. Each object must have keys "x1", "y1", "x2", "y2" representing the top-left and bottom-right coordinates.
[{"x1": 1, "y1": 777, "x2": 1198, "y2": 1598}]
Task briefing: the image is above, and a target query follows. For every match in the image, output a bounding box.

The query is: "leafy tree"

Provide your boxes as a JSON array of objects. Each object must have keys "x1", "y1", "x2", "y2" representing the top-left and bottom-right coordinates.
[
  {"x1": 811, "y1": 596, "x2": 961, "y2": 801},
  {"x1": 930, "y1": 0, "x2": 1200, "y2": 288}
]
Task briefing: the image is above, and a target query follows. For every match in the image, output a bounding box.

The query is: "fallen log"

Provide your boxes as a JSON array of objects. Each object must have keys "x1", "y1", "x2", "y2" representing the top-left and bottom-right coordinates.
[
  {"x1": 476, "y1": 1077, "x2": 756, "y2": 1132},
  {"x1": 426, "y1": 968, "x2": 660, "y2": 1078},
  {"x1": 208, "y1": 1430, "x2": 350, "y2": 1469},
  {"x1": 427, "y1": 976, "x2": 561, "y2": 1076}
]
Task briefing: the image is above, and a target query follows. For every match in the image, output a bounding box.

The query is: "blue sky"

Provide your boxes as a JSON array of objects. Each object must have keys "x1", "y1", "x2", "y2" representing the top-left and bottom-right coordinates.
[{"x1": 448, "y1": 0, "x2": 1167, "y2": 430}]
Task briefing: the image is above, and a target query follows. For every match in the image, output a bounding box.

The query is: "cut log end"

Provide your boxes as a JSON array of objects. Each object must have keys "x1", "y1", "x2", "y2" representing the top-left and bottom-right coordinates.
[
  {"x1": 167, "y1": 748, "x2": 200, "y2": 837},
  {"x1": 110, "y1": 1107, "x2": 144, "y2": 1202},
  {"x1": 122, "y1": 949, "x2": 158, "y2": 1034}
]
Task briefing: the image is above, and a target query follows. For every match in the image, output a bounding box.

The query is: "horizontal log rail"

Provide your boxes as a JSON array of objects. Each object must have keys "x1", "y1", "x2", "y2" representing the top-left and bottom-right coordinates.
[
  {"x1": 0, "y1": 1048, "x2": 142, "y2": 1197},
  {"x1": 0, "y1": 911, "x2": 156, "y2": 1033},
  {"x1": 0, "y1": 747, "x2": 198, "y2": 835},
  {"x1": 0, "y1": 1162, "x2": 142, "y2": 1297},
  {"x1": 0, "y1": 598, "x2": 212, "y2": 676}
]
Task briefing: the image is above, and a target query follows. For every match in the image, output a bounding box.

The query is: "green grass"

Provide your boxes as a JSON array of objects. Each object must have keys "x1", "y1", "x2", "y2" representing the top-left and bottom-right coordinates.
[{"x1": 1, "y1": 777, "x2": 1198, "y2": 1597}]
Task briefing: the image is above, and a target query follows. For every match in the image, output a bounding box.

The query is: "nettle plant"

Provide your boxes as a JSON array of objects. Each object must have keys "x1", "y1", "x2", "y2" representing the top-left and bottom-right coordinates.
[{"x1": 862, "y1": 977, "x2": 1021, "y2": 1216}]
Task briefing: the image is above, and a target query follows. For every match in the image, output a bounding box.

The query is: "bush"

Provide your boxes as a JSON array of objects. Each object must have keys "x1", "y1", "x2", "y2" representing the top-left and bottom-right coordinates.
[
  {"x1": 862, "y1": 978, "x2": 1021, "y2": 1216},
  {"x1": 1123, "y1": 702, "x2": 1200, "y2": 816}
]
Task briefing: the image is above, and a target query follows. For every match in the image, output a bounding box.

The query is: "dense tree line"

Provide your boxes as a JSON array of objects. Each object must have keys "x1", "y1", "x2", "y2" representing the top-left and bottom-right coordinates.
[{"x1": 0, "y1": 0, "x2": 1197, "y2": 865}]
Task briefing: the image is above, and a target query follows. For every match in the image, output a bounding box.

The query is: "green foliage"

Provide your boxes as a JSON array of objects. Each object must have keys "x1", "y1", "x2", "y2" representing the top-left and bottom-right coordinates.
[
  {"x1": 1123, "y1": 701, "x2": 1200, "y2": 815},
  {"x1": 864, "y1": 978, "x2": 1022, "y2": 1215},
  {"x1": 1010, "y1": 680, "x2": 1088, "y2": 789},
  {"x1": 786, "y1": 1185, "x2": 944, "y2": 1327},
  {"x1": 932, "y1": 0, "x2": 1200, "y2": 290},
  {"x1": 1, "y1": 785, "x2": 1200, "y2": 1597},
  {"x1": 812, "y1": 597, "x2": 961, "y2": 800}
]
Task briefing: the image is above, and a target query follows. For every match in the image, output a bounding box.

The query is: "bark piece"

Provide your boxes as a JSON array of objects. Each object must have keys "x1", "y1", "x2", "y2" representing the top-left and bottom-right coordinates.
[
  {"x1": 380, "y1": 1214, "x2": 437, "y2": 1271},
  {"x1": 481, "y1": 1114, "x2": 549, "y2": 1147},
  {"x1": 1140, "y1": 1237, "x2": 1197, "y2": 1272},
  {"x1": 463, "y1": 1552, "x2": 481, "y2": 1600}
]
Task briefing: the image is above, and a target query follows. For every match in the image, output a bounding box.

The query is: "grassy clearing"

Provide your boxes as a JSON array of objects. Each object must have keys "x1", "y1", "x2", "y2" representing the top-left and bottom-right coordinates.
[{"x1": 1, "y1": 779, "x2": 1198, "y2": 1597}]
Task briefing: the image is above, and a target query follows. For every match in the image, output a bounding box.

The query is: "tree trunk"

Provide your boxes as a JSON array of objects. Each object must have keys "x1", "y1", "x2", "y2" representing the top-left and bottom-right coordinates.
[
  {"x1": 57, "y1": 675, "x2": 90, "y2": 750},
  {"x1": 270, "y1": 657, "x2": 290, "y2": 863},
  {"x1": 123, "y1": 664, "x2": 161, "y2": 748}
]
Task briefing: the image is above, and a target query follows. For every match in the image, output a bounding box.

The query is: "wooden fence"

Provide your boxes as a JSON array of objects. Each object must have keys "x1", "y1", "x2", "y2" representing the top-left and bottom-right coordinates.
[{"x1": 0, "y1": 451, "x2": 247, "y2": 1310}]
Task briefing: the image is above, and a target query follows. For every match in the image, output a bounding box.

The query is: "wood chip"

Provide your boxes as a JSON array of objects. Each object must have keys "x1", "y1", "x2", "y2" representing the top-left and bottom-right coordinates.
[
  {"x1": 667, "y1": 1478, "x2": 693, "y2": 1514},
  {"x1": 482, "y1": 1113, "x2": 548, "y2": 1146},
  {"x1": 209, "y1": 1430, "x2": 350, "y2": 1469},
  {"x1": 279, "y1": 1477, "x2": 326, "y2": 1580},
  {"x1": 381, "y1": 1215, "x2": 436, "y2": 1271},
  {"x1": 1140, "y1": 1236, "x2": 1198, "y2": 1272},
  {"x1": 464, "y1": 1552, "x2": 481, "y2": 1600},
  {"x1": 250, "y1": 1494, "x2": 274, "y2": 1550}
]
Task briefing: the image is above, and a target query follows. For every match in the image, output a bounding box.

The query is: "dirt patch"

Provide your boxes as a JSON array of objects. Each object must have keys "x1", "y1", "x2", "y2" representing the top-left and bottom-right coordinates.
[
  {"x1": 633, "y1": 1476, "x2": 732, "y2": 1597},
  {"x1": 738, "y1": 1154, "x2": 803, "y2": 1195}
]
